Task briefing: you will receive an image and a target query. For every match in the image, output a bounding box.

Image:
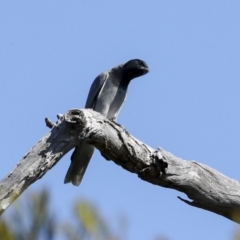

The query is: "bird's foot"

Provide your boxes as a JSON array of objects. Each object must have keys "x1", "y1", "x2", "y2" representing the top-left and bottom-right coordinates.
[
  {"x1": 110, "y1": 120, "x2": 129, "y2": 135},
  {"x1": 110, "y1": 119, "x2": 123, "y2": 128}
]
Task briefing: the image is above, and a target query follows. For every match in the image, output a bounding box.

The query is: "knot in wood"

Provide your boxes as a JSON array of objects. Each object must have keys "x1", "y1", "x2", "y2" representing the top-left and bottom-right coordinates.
[
  {"x1": 65, "y1": 109, "x2": 86, "y2": 133},
  {"x1": 151, "y1": 149, "x2": 168, "y2": 175}
]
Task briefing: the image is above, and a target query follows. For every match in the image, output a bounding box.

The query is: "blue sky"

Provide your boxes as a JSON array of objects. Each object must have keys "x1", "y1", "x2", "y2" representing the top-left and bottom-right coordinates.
[{"x1": 1, "y1": 1, "x2": 240, "y2": 239}]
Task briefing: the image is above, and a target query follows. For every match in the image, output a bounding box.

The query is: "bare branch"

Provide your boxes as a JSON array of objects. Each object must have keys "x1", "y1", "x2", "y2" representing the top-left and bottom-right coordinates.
[
  {"x1": 0, "y1": 109, "x2": 240, "y2": 224},
  {"x1": 45, "y1": 118, "x2": 55, "y2": 129}
]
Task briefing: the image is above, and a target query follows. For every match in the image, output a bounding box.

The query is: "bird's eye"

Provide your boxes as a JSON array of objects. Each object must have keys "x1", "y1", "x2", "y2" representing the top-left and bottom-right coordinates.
[{"x1": 138, "y1": 60, "x2": 142, "y2": 65}]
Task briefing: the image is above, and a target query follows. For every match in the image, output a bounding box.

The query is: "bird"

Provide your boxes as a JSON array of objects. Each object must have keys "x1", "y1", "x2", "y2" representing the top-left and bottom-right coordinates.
[{"x1": 64, "y1": 59, "x2": 149, "y2": 186}]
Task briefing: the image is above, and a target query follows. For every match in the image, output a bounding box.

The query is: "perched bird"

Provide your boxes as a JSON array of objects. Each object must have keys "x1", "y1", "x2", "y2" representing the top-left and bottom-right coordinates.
[{"x1": 64, "y1": 59, "x2": 149, "y2": 186}]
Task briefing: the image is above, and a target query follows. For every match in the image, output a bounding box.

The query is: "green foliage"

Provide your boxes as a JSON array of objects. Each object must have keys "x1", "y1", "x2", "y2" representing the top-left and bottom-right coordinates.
[
  {"x1": 0, "y1": 221, "x2": 14, "y2": 240},
  {"x1": 62, "y1": 200, "x2": 120, "y2": 240},
  {"x1": 0, "y1": 189, "x2": 56, "y2": 240},
  {"x1": 0, "y1": 188, "x2": 172, "y2": 240},
  {"x1": 0, "y1": 189, "x2": 120, "y2": 240}
]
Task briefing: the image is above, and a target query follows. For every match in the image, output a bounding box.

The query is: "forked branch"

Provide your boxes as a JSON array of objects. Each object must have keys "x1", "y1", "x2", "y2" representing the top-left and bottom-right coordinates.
[{"x1": 0, "y1": 109, "x2": 239, "y2": 223}]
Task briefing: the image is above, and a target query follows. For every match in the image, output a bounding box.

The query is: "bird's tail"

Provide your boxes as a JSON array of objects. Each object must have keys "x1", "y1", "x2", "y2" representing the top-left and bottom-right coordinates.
[{"x1": 64, "y1": 143, "x2": 94, "y2": 186}]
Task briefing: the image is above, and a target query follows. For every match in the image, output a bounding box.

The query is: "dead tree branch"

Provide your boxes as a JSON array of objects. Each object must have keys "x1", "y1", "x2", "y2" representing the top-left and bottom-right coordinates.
[{"x1": 0, "y1": 109, "x2": 240, "y2": 223}]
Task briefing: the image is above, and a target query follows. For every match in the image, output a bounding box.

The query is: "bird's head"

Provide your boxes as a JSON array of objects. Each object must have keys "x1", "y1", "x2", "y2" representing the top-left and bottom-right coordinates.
[{"x1": 122, "y1": 59, "x2": 149, "y2": 81}]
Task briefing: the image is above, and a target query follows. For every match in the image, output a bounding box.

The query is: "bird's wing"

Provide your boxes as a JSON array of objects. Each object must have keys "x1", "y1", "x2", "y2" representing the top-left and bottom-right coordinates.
[
  {"x1": 111, "y1": 93, "x2": 127, "y2": 121},
  {"x1": 85, "y1": 72, "x2": 109, "y2": 108}
]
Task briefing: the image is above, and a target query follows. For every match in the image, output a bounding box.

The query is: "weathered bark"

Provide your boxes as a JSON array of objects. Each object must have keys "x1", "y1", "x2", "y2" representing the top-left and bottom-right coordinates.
[{"x1": 0, "y1": 109, "x2": 240, "y2": 223}]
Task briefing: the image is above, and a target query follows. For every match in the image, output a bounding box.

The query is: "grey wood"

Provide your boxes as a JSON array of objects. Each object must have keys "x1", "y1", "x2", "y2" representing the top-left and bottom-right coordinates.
[{"x1": 0, "y1": 109, "x2": 239, "y2": 223}]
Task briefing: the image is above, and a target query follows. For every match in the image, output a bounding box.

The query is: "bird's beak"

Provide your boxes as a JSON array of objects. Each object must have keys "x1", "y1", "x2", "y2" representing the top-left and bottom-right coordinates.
[
  {"x1": 140, "y1": 66, "x2": 149, "y2": 74},
  {"x1": 140, "y1": 60, "x2": 149, "y2": 74}
]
